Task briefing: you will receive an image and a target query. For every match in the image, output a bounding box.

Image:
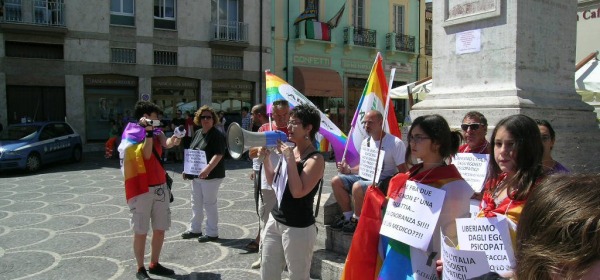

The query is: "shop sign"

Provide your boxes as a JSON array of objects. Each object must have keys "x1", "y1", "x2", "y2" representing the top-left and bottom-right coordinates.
[
  {"x1": 293, "y1": 55, "x2": 331, "y2": 67},
  {"x1": 213, "y1": 80, "x2": 253, "y2": 91},
  {"x1": 341, "y1": 59, "x2": 372, "y2": 72},
  {"x1": 152, "y1": 78, "x2": 198, "y2": 89},
  {"x1": 84, "y1": 75, "x2": 137, "y2": 87},
  {"x1": 578, "y1": 8, "x2": 600, "y2": 21},
  {"x1": 385, "y1": 62, "x2": 413, "y2": 73}
]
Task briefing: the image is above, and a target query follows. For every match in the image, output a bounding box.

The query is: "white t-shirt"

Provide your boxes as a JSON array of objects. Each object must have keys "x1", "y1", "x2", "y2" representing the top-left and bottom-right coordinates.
[{"x1": 360, "y1": 134, "x2": 406, "y2": 179}]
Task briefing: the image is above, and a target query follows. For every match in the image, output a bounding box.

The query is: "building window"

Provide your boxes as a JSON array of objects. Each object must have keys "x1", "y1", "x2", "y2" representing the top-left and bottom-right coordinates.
[
  {"x1": 154, "y1": 50, "x2": 177, "y2": 66},
  {"x1": 3, "y1": 0, "x2": 23, "y2": 22},
  {"x1": 5, "y1": 41, "x2": 63, "y2": 59},
  {"x1": 212, "y1": 55, "x2": 243, "y2": 70},
  {"x1": 211, "y1": 0, "x2": 244, "y2": 40},
  {"x1": 110, "y1": 0, "x2": 135, "y2": 26},
  {"x1": 154, "y1": 0, "x2": 176, "y2": 29},
  {"x1": 393, "y1": 5, "x2": 405, "y2": 35},
  {"x1": 353, "y1": 0, "x2": 364, "y2": 28},
  {"x1": 111, "y1": 48, "x2": 136, "y2": 64}
]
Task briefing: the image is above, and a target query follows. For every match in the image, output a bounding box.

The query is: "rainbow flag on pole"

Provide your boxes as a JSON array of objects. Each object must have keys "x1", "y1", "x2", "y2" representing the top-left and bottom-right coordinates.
[
  {"x1": 345, "y1": 53, "x2": 401, "y2": 163},
  {"x1": 265, "y1": 71, "x2": 358, "y2": 165}
]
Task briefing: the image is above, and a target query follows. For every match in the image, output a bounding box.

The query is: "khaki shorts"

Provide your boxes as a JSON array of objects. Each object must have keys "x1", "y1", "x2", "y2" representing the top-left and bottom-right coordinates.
[{"x1": 127, "y1": 184, "x2": 171, "y2": 234}]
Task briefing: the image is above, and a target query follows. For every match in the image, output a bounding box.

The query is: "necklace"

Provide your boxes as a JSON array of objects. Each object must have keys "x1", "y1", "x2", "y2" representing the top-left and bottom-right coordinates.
[{"x1": 295, "y1": 143, "x2": 314, "y2": 160}]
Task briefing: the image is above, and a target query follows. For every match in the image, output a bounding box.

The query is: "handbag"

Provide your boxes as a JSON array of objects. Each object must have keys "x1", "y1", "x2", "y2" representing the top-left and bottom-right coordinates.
[{"x1": 152, "y1": 147, "x2": 174, "y2": 203}]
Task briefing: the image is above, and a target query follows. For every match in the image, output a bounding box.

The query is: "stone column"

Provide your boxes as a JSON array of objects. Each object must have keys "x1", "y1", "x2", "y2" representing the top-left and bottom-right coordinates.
[{"x1": 410, "y1": 0, "x2": 600, "y2": 171}]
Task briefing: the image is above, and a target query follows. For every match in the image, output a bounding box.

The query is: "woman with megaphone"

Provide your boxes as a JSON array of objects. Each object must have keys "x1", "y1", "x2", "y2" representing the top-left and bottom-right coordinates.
[{"x1": 259, "y1": 104, "x2": 325, "y2": 280}]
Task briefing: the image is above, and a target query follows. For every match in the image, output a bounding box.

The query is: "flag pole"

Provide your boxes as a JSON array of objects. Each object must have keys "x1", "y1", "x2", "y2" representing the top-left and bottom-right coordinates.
[{"x1": 371, "y1": 68, "x2": 396, "y2": 187}]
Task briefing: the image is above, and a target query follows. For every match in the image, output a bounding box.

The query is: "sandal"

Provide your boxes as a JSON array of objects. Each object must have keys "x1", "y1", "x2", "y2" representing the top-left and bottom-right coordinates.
[{"x1": 245, "y1": 240, "x2": 259, "y2": 252}]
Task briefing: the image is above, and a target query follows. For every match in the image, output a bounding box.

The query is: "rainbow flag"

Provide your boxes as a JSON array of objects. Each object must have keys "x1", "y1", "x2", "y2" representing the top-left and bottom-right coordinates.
[
  {"x1": 265, "y1": 71, "x2": 359, "y2": 165},
  {"x1": 117, "y1": 122, "x2": 149, "y2": 202},
  {"x1": 346, "y1": 53, "x2": 401, "y2": 164}
]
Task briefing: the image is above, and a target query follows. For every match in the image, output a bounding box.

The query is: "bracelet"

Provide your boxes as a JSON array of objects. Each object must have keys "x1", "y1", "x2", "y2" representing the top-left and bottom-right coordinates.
[{"x1": 146, "y1": 131, "x2": 153, "y2": 138}]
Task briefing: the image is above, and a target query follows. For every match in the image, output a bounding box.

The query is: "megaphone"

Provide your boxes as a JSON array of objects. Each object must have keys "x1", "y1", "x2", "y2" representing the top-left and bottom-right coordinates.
[{"x1": 227, "y1": 122, "x2": 288, "y2": 160}]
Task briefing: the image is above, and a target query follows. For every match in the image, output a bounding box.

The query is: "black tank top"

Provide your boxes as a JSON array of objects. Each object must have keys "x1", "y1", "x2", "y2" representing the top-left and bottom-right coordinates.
[{"x1": 271, "y1": 151, "x2": 321, "y2": 227}]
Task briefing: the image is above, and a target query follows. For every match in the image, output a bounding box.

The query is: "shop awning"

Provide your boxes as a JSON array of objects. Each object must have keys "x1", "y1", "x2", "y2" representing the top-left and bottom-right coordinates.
[{"x1": 293, "y1": 66, "x2": 343, "y2": 98}]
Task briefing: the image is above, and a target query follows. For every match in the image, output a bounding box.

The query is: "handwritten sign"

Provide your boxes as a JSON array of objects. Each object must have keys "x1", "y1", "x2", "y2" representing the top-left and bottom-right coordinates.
[
  {"x1": 456, "y1": 217, "x2": 515, "y2": 274},
  {"x1": 358, "y1": 146, "x2": 385, "y2": 183},
  {"x1": 272, "y1": 154, "x2": 288, "y2": 207},
  {"x1": 183, "y1": 149, "x2": 207, "y2": 175},
  {"x1": 380, "y1": 181, "x2": 446, "y2": 251},
  {"x1": 411, "y1": 247, "x2": 440, "y2": 280},
  {"x1": 452, "y1": 153, "x2": 489, "y2": 192},
  {"x1": 441, "y1": 231, "x2": 490, "y2": 280},
  {"x1": 456, "y1": 29, "x2": 481, "y2": 54}
]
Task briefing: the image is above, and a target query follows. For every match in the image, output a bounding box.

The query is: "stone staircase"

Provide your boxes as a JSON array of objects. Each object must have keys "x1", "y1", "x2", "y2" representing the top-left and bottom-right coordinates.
[{"x1": 310, "y1": 193, "x2": 354, "y2": 280}]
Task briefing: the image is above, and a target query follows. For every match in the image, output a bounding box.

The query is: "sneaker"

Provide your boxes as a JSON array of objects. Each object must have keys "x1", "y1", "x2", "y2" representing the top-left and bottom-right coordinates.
[
  {"x1": 342, "y1": 218, "x2": 358, "y2": 233},
  {"x1": 330, "y1": 216, "x2": 348, "y2": 230},
  {"x1": 181, "y1": 230, "x2": 202, "y2": 239},
  {"x1": 251, "y1": 257, "x2": 261, "y2": 269},
  {"x1": 136, "y1": 267, "x2": 153, "y2": 280},
  {"x1": 198, "y1": 235, "x2": 219, "y2": 243},
  {"x1": 148, "y1": 262, "x2": 175, "y2": 276}
]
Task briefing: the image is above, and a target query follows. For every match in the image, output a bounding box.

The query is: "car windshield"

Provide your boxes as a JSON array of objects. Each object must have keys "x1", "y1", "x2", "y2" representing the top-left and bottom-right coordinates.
[{"x1": 1, "y1": 125, "x2": 41, "y2": 141}]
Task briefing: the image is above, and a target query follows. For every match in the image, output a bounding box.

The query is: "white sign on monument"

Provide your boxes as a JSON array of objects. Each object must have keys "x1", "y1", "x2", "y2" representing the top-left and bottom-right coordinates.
[
  {"x1": 456, "y1": 29, "x2": 481, "y2": 54},
  {"x1": 452, "y1": 153, "x2": 490, "y2": 192},
  {"x1": 456, "y1": 217, "x2": 516, "y2": 274},
  {"x1": 358, "y1": 146, "x2": 385, "y2": 183},
  {"x1": 183, "y1": 149, "x2": 207, "y2": 175},
  {"x1": 380, "y1": 181, "x2": 446, "y2": 251}
]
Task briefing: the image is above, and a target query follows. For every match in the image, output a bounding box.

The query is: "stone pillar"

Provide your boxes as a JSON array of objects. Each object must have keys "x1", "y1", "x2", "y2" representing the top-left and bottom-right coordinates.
[
  {"x1": 65, "y1": 75, "x2": 85, "y2": 141},
  {"x1": 410, "y1": 0, "x2": 600, "y2": 171}
]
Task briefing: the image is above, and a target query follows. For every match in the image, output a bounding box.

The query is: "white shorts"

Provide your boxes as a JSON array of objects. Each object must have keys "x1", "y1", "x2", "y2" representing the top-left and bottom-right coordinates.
[{"x1": 127, "y1": 184, "x2": 171, "y2": 234}]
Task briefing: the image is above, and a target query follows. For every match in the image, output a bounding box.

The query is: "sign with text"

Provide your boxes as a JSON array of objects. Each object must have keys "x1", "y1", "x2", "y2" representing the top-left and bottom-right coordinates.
[
  {"x1": 441, "y1": 231, "x2": 490, "y2": 280},
  {"x1": 456, "y1": 217, "x2": 515, "y2": 274},
  {"x1": 358, "y1": 146, "x2": 385, "y2": 183},
  {"x1": 456, "y1": 29, "x2": 481, "y2": 54},
  {"x1": 411, "y1": 247, "x2": 440, "y2": 280},
  {"x1": 453, "y1": 153, "x2": 489, "y2": 192},
  {"x1": 380, "y1": 181, "x2": 446, "y2": 251},
  {"x1": 272, "y1": 154, "x2": 288, "y2": 207},
  {"x1": 469, "y1": 199, "x2": 482, "y2": 218},
  {"x1": 183, "y1": 149, "x2": 207, "y2": 175}
]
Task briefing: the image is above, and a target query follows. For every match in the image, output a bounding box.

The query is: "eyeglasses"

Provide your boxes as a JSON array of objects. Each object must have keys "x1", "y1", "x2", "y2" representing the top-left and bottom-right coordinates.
[
  {"x1": 200, "y1": 116, "x2": 213, "y2": 120},
  {"x1": 541, "y1": 135, "x2": 552, "y2": 142},
  {"x1": 408, "y1": 135, "x2": 431, "y2": 144},
  {"x1": 287, "y1": 120, "x2": 302, "y2": 127},
  {"x1": 461, "y1": 123, "x2": 482, "y2": 131}
]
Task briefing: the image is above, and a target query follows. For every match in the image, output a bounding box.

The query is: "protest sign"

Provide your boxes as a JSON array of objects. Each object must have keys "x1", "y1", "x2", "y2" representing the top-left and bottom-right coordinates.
[
  {"x1": 452, "y1": 153, "x2": 489, "y2": 192},
  {"x1": 272, "y1": 155, "x2": 288, "y2": 207},
  {"x1": 469, "y1": 199, "x2": 481, "y2": 218},
  {"x1": 441, "y1": 232, "x2": 490, "y2": 280},
  {"x1": 358, "y1": 146, "x2": 384, "y2": 183},
  {"x1": 411, "y1": 247, "x2": 440, "y2": 280},
  {"x1": 184, "y1": 149, "x2": 207, "y2": 175},
  {"x1": 456, "y1": 217, "x2": 515, "y2": 274},
  {"x1": 380, "y1": 180, "x2": 446, "y2": 251}
]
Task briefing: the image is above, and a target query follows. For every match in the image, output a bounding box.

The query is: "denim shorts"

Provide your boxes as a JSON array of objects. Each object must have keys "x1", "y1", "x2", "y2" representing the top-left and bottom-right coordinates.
[{"x1": 338, "y1": 174, "x2": 372, "y2": 194}]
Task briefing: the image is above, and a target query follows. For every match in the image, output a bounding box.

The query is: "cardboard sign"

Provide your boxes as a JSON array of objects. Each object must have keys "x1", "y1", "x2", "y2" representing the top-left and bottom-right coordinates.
[
  {"x1": 358, "y1": 146, "x2": 385, "y2": 183},
  {"x1": 441, "y1": 231, "x2": 490, "y2": 280},
  {"x1": 380, "y1": 181, "x2": 446, "y2": 251},
  {"x1": 452, "y1": 153, "x2": 490, "y2": 192},
  {"x1": 183, "y1": 149, "x2": 207, "y2": 175},
  {"x1": 456, "y1": 217, "x2": 515, "y2": 274}
]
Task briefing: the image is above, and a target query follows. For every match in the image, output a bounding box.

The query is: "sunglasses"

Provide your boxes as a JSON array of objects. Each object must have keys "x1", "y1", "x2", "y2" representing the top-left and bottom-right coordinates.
[
  {"x1": 200, "y1": 116, "x2": 213, "y2": 120},
  {"x1": 461, "y1": 123, "x2": 482, "y2": 131}
]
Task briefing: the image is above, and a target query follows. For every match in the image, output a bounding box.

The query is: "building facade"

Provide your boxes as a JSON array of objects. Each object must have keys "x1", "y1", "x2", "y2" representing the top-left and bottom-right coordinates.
[
  {"x1": 0, "y1": 0, "x2": 270, "y2": 142},
  {"x1": 271, "y1": 0, "x2": 424, "y2": 131}
]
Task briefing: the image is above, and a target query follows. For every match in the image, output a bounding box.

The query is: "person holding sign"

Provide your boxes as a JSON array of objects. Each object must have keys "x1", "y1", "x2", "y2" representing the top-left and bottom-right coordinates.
[
  {"x1": 331, "y1": 110, "x2": 408, "y2": 233},
  {"x1": 180, "y1": 106, "x2": 227, "y2": 243},
  {"x1": 373, "y1": 114, "x2": 473, "y2": 279},
  {"x1": 478, "y1": 115, "x2": 544, "y2": 228},
  {"x1": 259, "y1": 104, "x2": 325, "y2": 280},
  {"x1": 535, "y1": 119, "x2": 569, "y2": 175}
]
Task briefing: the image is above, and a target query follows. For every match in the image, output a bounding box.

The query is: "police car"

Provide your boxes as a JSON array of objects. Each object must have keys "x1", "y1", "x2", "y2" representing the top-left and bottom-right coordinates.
[{"x1": 0, "y1": 121, "x2": 83, "y2": 172}]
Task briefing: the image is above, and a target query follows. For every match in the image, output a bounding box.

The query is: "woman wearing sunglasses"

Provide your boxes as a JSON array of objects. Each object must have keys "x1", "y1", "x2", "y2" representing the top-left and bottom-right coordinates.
[
  {"x1": 458, "y1": 111, "x2": 491, "y2": 154},
  {"x1": 535, "y1": 119, "x2": 569, "y2": 174},
  {"x1": 180, "y1": 105, "x2": 227, "y2": 243}
]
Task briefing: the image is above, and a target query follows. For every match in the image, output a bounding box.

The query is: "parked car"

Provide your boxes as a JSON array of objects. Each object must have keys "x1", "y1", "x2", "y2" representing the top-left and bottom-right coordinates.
[{"x1": 0, "y1": 121, "x2": 83, "y2": 172}]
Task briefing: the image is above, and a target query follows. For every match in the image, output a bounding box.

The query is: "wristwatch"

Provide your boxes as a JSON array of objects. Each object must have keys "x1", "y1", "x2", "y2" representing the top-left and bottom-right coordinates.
[{"x1": 146, "y1": 131, "x2": 153, "y2": 138}]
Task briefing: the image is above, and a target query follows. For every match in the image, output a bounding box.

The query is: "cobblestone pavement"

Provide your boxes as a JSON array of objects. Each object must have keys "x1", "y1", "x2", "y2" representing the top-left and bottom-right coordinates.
[{"x1": 0, "y1": 152, "x2": 339, "y2": 280}]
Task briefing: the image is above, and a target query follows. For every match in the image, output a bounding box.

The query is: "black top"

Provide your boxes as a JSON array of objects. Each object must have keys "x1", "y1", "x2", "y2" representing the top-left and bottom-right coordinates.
[
  {"x1": 272, "y1": 151, "x2": 321, "y2": 228},
  {"x1": 189, "y1": 126, "x2": 226, "y2": 179}
]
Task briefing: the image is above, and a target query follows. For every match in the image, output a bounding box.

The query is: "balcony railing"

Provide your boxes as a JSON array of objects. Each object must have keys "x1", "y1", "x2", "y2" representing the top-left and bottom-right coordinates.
[
  {"x1": 385, "y1": 33, "x2": 415, "y2": 53},
  {"x1": 1, "y1": 0, "x2": 65, "y2": 26},
  {"x1": 211, "y1": 20, "x2": 248, "y2": 42},
  {"x1": 344, "y1": 26, "x2": 376, "y2": 48}
]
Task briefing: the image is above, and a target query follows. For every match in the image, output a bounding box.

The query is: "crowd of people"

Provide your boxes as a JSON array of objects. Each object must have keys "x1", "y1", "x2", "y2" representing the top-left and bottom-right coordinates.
[{"x1": 118, "y1": 99, "x2": 597, "y2": 280}]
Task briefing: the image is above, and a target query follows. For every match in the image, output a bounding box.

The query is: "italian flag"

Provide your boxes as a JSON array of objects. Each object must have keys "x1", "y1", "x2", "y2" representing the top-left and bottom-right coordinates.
[{"x1": 306, "y1": 21, "x2": 331, "y2": 41}]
